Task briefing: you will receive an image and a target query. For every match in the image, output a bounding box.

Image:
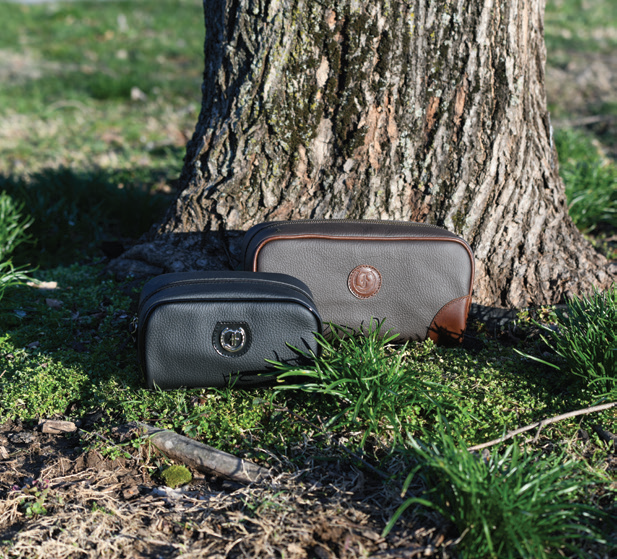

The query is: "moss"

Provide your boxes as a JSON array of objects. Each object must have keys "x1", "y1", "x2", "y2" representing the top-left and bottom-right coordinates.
[
  {"x1": 373, "y1": 26, "x2": 393, "y2": 96},
  {"x1": 332, "y1": 10, "x2": 376, "y2": 155},
  {"x1": 452, "y1": 208, "x2": 467, "y2": 235},
  {"x1": 160, "y1": 465, "x2": 192, "y2": 489},
  {"x1": 324, "y1": 36, "x2": 341, "y2": 107}
]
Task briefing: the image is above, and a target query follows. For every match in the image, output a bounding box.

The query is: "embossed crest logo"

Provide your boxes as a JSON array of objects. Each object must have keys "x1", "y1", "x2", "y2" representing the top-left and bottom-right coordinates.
[
  {"x1": 348, "y1": 265, "x2": 382, "y2": 299},
  {"x1": 221, "y1": 327, "x2": 246, "y2": 352},
  {"x1": 213, "y1": 322, "x2": 251, "y2": 357}
]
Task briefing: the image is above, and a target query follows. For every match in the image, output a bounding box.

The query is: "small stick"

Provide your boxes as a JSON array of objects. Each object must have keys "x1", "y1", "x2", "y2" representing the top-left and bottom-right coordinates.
[
  {"x1": 554, "y1": 114, "x2": 617, "y2": 127},
  {"x1": 468, "y1": 402, "x2": 617, "y2": 452},
  {"x1": 135, "y1": 422, "x2": 270, "y2": 484},
  {"x1": 592, "y1": 425, "x2": 617, "y2": 450}
]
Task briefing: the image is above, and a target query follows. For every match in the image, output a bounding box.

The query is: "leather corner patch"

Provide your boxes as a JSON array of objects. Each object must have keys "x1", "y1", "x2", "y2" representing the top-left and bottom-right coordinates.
[
  {"x1": 348, "y1": 265, "x2": 382, "y2": 299},
  {"x1": 428, "y1": 296, "x2": 470, "y2": 345}
]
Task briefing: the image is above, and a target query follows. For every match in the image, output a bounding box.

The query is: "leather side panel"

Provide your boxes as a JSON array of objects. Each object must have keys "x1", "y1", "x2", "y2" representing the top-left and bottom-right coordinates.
[
  {"x1": 428, "y1": 295, "x2": 472, "y2": 345},
  {"x1": 142, "y1": 300, "x2": 321, "y2": 389},
  {"x1": 253, "y1": 237, "x2": 474, "y2": 341}
]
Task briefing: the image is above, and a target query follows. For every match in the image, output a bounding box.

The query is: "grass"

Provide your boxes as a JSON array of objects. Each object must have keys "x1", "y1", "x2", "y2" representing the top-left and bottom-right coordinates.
[
  {"x1": 0, "y1": 1, "x2": 203, "y2": 111},
  {"x1": 384, "y1": 419, "x2": 606, "y2": 559},
  {"x1": 554, "y1": 128, "x2": 617, "y2": 236},
  {"x1": 0, "y1": 0, "x2": 615, "y2": 557},
  {"x1": 2, "y1": 273, "x2": 614, "y2": 556},
  {"x1": 535, "y1": 286, "x2": 617, "y2": 398},
  {"x1": 0, "y1": 169, "x2": 172, "y2": 268},
  {"x1": 545, "y1": 0, "x2": 617, "y2": 258},
  {"x1": 0, "y1": 0, "x2": 201, "y2": 178},
  {"x1": 545, "y1": 0, "x2": 617, "y2": 55},
  {"x1": 268, "y1": 323, "x2": 450, "y2": 448},
  {"x1": 0, "y1": 192, "x2": 32, "y2": 301}
]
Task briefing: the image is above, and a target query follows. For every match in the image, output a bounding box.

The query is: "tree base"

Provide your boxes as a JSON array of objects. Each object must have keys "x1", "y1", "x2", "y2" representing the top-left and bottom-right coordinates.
[
  {"x1": 108, "y1": 231, "x2": 246, "y2": 280},
  {"x1": 108, "y1": 225, "x2": 615, "y2": 308}
]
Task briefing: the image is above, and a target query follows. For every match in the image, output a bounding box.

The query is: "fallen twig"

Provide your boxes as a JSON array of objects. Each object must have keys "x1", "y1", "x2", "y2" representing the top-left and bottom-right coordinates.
[
  {"x1": 592, "y1": 424, "x2": 617, "y2": 450},
  {"x1": 468, "y1": 401, "x2": 617, "y2": 452},
  {"x1": 134, "y1": 422, "x2": 270, "y2": 484},
  {"x1": 554, "y1": 114, "x2": 617, "y2": 128}
]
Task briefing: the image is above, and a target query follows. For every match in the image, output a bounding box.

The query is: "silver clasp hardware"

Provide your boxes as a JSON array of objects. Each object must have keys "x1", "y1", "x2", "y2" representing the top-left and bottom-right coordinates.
[{"x1": 220, "y1": 327, "x2": 246, "y2": 352}]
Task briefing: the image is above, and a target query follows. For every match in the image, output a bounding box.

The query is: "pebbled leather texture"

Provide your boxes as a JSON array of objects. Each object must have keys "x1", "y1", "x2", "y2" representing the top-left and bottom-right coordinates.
[
  {"x1": 242, "y1": 220, "x2": 474, "y2": 343},
  {"x1": 138, "y1": 272, "x2": 322, "y2": 389}
]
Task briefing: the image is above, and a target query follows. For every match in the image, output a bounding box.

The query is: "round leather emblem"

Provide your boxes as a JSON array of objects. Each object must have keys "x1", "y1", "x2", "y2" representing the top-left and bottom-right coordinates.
[{"x1": 348, "y1": 265, "x2": 382, "y2": 299}]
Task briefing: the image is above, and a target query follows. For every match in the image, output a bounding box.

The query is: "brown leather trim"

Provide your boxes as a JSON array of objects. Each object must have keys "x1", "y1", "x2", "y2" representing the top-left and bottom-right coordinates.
[
  {"x1": 251, "y1": 234, "x2": 475, "y2": 296},
  {"x1": 428, "y1": 295, "x2": 472, "y2": 345}
]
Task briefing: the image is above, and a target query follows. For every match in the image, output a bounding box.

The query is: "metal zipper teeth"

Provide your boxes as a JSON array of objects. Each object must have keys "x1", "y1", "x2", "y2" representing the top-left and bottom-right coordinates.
[
  {"x1": 138, "y1": 277, "x2": 314, "y2": 316},
  {"x1": 241, "y1": 219, "x2": 451, "y2": 262}
]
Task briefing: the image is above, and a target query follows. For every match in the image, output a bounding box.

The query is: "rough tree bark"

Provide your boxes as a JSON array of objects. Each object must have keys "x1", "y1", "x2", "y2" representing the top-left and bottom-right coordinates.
[{"x1": 110, "y1": 0, "x2": 615, "y2": 307}]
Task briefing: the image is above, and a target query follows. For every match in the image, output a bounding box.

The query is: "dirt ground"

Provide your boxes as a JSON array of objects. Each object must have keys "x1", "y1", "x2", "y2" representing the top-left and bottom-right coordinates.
[{"x1": 0, "y1": 419, "x2": 457, "y2": 559}]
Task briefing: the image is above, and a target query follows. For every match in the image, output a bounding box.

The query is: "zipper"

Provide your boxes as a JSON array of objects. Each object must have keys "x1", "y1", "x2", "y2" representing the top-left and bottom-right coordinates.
[
  {"x1": 138, "y1": 276, "x2": 314, "y2": 316},
  {"x1": 241, "y1": 219, "x2": 451, "y2": 263}
]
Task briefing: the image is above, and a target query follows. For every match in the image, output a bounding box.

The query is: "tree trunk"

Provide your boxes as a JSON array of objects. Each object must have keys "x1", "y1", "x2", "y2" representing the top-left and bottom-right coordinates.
[{"x1": 111, "y1": 0, "x2": 615, "y2": 308}]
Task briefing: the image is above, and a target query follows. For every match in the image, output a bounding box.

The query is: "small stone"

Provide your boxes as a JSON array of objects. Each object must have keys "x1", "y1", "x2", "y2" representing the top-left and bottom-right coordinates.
[
  {"x1": 8, "y1": 432, "x2": 35, "y2": 444},
  {"x1": 130, "y1": 87, "x2": 147, "y2": 101},
  {"x1": 122, "y1": 486, "x2": 140, "y2": 500},
  {"x1": 46, "y1": 298, "x2": 64, "y2": 309}
]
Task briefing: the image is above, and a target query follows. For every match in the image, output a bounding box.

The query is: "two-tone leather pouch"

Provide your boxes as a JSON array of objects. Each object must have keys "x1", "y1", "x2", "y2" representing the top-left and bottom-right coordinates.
[
  {"x1": 138, "y1": 271, "x2": 322, "y2": 389},
  {"x1": 241, "y1": 220, "x2": 474, "y2": 344}
]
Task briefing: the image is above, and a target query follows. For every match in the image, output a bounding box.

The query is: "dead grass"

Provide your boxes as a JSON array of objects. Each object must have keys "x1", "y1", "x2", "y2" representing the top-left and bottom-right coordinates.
[
  {"x1": 0, "y1": 101, "x2": 194, "y2": 177},
  {"x1": 0, "y1": 446, "x2": 457, "y2": 559}
]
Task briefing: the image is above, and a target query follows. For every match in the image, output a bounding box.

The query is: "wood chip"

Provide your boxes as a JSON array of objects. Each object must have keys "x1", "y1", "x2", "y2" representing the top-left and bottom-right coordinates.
[
  {"x1": 38, "y1": 420, "x2": 78, "y2": 434},
  {"x1": 0, "y1": 445, "x2": 9, "y2": 460},
  {"x1": 27, "y1": 281, "x2": 58, "y2": 290}
]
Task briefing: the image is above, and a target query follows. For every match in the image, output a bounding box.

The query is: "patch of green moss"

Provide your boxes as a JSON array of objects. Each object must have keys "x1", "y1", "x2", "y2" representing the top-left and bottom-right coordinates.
[
  {"x1": 452, "y1": 208, "x2": 467, "y2": 235},
  {"x1": 160, "y1": 465, "x2": 192, "y2": 489},
  {"x1": 373, "y1": 26, "x2": 393, "y2": 96}
]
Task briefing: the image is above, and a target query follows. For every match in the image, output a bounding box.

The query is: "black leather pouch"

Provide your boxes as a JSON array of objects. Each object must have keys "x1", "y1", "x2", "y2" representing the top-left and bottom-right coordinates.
[
  {"x1": 241, "y1": 220, "x2": 474, "y2": 344},
  {"x1": 138, "y1": 271, "x2": 322, "y2": 389}
]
